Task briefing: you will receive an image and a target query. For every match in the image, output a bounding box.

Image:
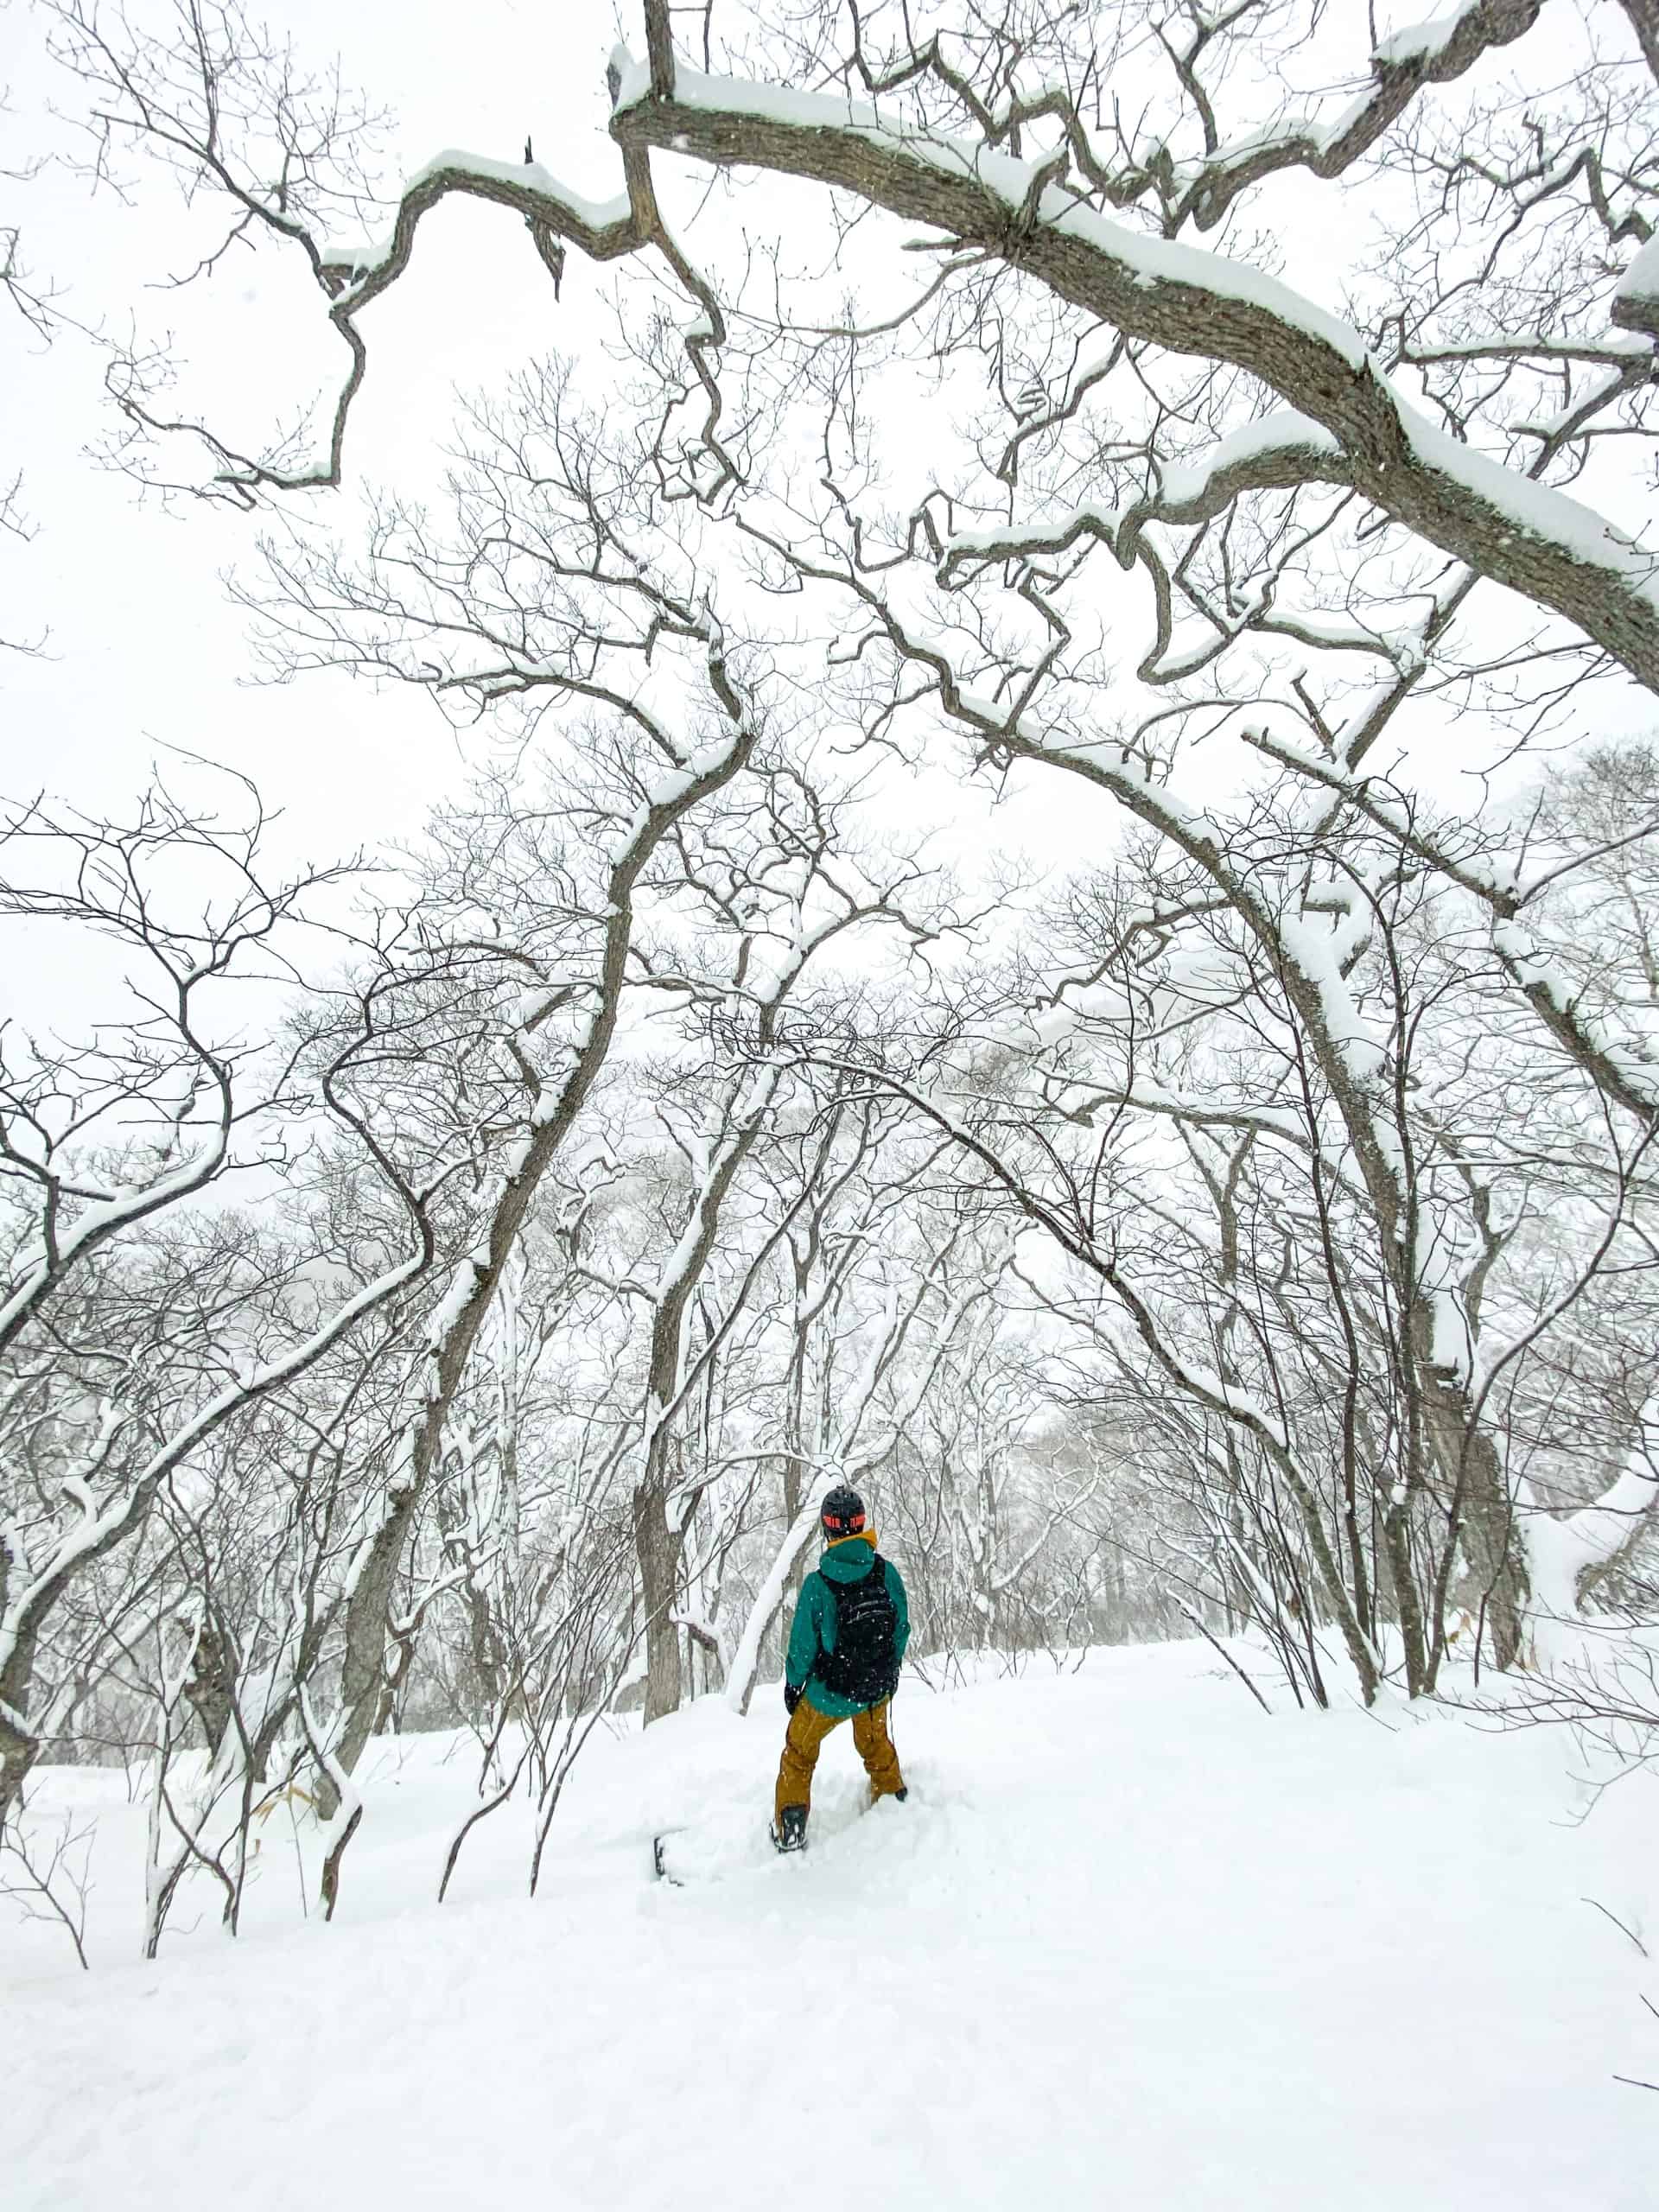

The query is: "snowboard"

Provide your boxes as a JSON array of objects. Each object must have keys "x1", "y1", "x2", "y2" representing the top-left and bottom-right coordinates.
[
  {"x1": 651, "y1": 1820, "x2": 795, "y2": 1886},
  {"x1": 652, "y1": 1790, "x2": 899, "y2": 1885}
]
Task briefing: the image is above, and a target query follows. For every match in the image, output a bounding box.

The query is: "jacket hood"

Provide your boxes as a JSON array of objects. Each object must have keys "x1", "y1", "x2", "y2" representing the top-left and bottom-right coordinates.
[{"x1": 820, "y1": 1531, "x2": 879, "y2": 1582}]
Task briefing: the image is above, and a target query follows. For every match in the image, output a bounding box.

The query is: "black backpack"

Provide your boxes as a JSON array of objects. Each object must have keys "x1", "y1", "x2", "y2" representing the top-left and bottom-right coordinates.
[{"x1": 814, "y1": 1554, "x2": 898, "y2": 1704}]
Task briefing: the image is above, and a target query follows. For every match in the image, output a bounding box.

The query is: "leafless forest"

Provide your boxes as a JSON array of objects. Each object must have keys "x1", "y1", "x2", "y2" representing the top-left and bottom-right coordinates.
[{"x1": 5, "y1": 0, "x2": 1659, "y2": 1942}]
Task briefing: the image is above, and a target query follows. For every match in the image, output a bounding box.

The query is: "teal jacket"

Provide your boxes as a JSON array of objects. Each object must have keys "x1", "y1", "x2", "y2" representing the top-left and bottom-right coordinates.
[{"x1": 786, "y1": 1535, "x2": 911, "y2": 1718}]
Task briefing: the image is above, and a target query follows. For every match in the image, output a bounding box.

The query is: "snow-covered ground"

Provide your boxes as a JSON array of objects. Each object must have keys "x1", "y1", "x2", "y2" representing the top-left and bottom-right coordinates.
[{"x1": 7, "y1": 1640, "x2": 1656, "y2": 2210}]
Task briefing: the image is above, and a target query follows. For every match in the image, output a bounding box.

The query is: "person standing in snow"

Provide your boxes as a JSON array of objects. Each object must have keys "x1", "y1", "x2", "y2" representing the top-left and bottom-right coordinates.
[{"x1": 772, "y1": 1486, "x2": 910, "y2": 1853}]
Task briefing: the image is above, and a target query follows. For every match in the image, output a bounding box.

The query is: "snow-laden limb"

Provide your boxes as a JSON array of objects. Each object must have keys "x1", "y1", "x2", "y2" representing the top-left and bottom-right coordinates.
[
  {"x1": 936, "y1": 411, "x2": 1346, "y2": 589},
  {"x1": 1395, "y1": 405, "x2": 1659, "y2": 602},
  {"x1": 1378, "y1": 2, "x2": 1508, "y2": 67},
  {"x1": 1176, "y1": 0, "x2": 1544, "y2": 227},
  {"x1": 298, "y1": 1684, "x2": 362, "y2": 1923},
  {"x1": 0, "y1": 1239, "x2": 432, "y2": 1694},
  {"x1": 1119, "y1": 414, "x2": 1348, "y2": 549},
  {"x1": 622, "y1": 0, "x2": 1544, "y2": 237},
  {"x1": 44, "y1": 6, "x2": 661, "y2": 502},
  {"x1": 1613, "y1": 232, "x2": 1659, "y2": 342},
  {"x1": 1030, "y1": 1065, "x2": 1367, "y2": 1205},
  {"x1": 1243, "y1": 725, "x2": 1659, "y2": 1124},
  {"x1": 724, "y1": 1494, "x2": 823, "y2": 1717},
  {"x1": 936, "y1": 499, "x2": 1125, "y2": 586},
  {"x1": 618, "y1": 48, "x2": 1659, "y2": 695},
  {"x1": 0, "y1": 1139, "x2": 227, "y2": 1361},
  {"x1": 672, "y1": 1610, "x2": 732, "y2": 1674},
  {"x1": 196, "y1": 151, "x2": 648, "y2": 500},
  {"x1": 0, "y1": 1212, "x2": 438, "y2": 1827},
  {"x1": 320, "y1": 153, "x2": 633, "y2": 301},
  {"x1": 1491, "y1": 919, "x2": 1659, "y2": 1122},
  {"x1": 613, "y1": 60, "x2": 1357, "y2": 362},
  {"x1": 1527, "y1": 1401, "x2": 1659, "y2": 1666}
]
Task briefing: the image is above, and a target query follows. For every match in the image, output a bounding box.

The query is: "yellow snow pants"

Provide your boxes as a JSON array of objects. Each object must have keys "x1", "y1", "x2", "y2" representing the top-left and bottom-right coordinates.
[{"x1": 775, "y1": 1696, "x2": 904, "y2": 1822}]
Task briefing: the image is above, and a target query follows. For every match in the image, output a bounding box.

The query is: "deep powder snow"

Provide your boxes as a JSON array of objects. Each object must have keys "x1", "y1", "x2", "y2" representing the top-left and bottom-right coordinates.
[{"x1": 5, "y1": 1638, "x2": 1656, "y2": 2210}]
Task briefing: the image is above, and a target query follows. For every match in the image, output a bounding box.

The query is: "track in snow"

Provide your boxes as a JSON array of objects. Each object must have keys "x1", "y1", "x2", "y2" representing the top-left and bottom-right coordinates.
[{"x1": 7, "y1": 1640, "x2": 1656, "y2": 2212}]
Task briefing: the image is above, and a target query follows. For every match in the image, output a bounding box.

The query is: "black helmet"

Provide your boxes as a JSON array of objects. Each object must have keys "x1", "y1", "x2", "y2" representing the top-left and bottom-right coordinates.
[{"x1": 821, "y1": 1486, "x2": 867, "y2": 1539}]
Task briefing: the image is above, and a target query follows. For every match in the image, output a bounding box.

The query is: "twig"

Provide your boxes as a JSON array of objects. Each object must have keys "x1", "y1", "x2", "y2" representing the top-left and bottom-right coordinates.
[
  {"x1": 0, "y1": 1806, "x2": 93, "y2": 1970},
  {"x1": 1582, "y1": 1896, "x2": 1649, "y2": 1956},
  {"x1": 1174, "y1": 1599, "x2": 1272, "y2": 1713}
]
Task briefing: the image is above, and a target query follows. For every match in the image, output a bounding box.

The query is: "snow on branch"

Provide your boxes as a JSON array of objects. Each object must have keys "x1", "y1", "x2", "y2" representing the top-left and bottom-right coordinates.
[
  {"x1": 935, "y1": 412, "x2": 1348, "y2": 589},
  {"x1": 319, "y1": 153, "x2": 634, "y2": 305},
  {"x1": 1528, "y1": 1400, "x2": 1659, "y2": 1659},
  {"x1": 1615, "y1": 232, "x2": 1659, "y2": 343},
  {"x1": 1244, "y1": 727, "x2": 1659, "y2": 1124},
  {"x1": 618, "y1": 53, "x2": 1659, "y2": 694},
  {"x1": 0, "y1": 1229, "x2": 435, "y2": 1694}
]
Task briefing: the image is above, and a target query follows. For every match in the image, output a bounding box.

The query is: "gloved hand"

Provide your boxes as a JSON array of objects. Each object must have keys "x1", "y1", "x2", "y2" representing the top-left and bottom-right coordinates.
[{"x1": 784, "y1": 1681, "x2": 804, "y2": 1716}]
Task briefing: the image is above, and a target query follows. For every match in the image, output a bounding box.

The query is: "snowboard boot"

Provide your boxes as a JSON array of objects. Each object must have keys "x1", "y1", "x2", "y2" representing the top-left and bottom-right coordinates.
[{"x1": 771, "y1": 1803, "x2": 809, "y2": 1854}]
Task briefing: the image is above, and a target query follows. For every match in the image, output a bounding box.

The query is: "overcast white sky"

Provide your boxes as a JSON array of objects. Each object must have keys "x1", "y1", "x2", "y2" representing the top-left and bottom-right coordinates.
[{"x1": 4, "y1": 1, "x2": 636, "y2": 863}]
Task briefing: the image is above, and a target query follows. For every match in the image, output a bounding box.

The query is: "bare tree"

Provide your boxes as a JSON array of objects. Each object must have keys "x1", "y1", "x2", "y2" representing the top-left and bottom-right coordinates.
[
  {"x1": 0, "y1": 771, "x2": 448, "y2": 1826},
  {"x1": 11, "y1": 8, "x2": 1659, "y2": 1970}
]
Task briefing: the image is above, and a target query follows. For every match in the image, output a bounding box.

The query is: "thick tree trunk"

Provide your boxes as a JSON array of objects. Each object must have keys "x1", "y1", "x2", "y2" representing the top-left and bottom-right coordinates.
[
  {"x1": 1419, "y1": 1367, "x2": 1528, "y2": 1672},
  {"x1": 0, "y1": 1604, "x2": 45, "y2": 1827},
  {"x1": 973, "y1": 1458, "x2": 998, "y2": 1653},
  {"x1": 462, "y1": 1581, "x2": 503, "y2": 1714},
  {"x1": 317, "y1": 1484, "x2": 421, "y2": 1815},
  {"x1": 1380, "y1": 1503, "x2": 1430, "y2": 1698},
  {"x1": 182, "y1": 1613, "x2": 238, "y2": 1761},
  {"x1": 634, "y1": 1481, "x2": 683, "y2": 1725},
  {"x1": 0, "y1": 1707, "x2": 37, "y2": 1830}
]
